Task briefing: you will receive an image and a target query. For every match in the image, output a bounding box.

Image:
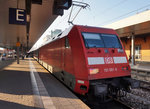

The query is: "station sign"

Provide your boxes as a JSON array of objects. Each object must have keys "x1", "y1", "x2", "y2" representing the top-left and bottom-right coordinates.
[{"x1": 9, "y1": 8, "x2": 26, "y2": 25}]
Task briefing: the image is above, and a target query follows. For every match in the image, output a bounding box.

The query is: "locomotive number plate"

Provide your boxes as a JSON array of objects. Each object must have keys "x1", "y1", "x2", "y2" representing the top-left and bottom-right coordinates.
[{"x1": 104, "y1": 68, "x2": 118, "y2": 72}]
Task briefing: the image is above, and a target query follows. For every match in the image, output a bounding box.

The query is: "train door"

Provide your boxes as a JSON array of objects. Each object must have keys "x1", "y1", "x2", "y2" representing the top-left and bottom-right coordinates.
[
  {"x1": 61, "y1": 36, "x2": 75, "y2": 89},
  {"x1": 64, "y1": 36, "x2": 71, "y2": 70},
  {"x1": 61, "y1": 36, "x2": 70, "y2": 70},
  {"x1": 61, "y1": 36, "x2": 72, "y2": 74}
]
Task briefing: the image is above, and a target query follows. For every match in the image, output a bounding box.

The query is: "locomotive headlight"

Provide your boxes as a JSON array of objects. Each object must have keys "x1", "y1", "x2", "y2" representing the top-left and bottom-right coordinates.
[
  {"x1": 122, "y1": 66, "x2": 129, "y2": 71},
  {"x1": 89, "y1": 68, "x2": 99, "y2": 74}
]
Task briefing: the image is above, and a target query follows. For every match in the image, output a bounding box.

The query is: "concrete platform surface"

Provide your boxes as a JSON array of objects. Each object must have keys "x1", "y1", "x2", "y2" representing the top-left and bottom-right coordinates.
[
  {"x1": 130, "y1": 62, "x2": 150, "y2": 72},
  {"x1": 130, "y1": 62, "x2": 150, "y2": 82},
  {"x1": 0, "y1": 58, "x2": 89, "y2": 109},
  {"x1": 0, "y1": 59, "x2": 35, "y2": 109}
]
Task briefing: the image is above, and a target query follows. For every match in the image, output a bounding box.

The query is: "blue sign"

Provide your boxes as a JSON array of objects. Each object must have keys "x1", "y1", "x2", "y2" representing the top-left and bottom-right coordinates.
[{"x1": 9, "y1": 8, "x2": 26, "y2": 25}]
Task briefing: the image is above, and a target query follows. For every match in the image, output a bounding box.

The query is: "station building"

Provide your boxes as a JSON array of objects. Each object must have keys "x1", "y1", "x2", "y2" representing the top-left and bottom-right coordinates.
[{"x1": 104, "y1": 10, "x2": 150, "y2": 63}]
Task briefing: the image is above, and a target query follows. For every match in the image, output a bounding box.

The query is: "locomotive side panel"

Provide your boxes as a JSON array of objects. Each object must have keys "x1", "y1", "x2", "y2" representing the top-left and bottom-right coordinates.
[
  {"x1": 39, "y1": 39, "x2": 62, "y2": 72},
  {"x1": 69, "y1": 26, "x2": 89, "y2": 80},
  {"x1": 68, "y1": 26, "x2": 90, "y2": 94},
  {"x1": 62, "y1": 36, "x2": 76, "y2": 90},
  {"x1": 39, "y1": 36, "x2": 77, "y2": 91}
]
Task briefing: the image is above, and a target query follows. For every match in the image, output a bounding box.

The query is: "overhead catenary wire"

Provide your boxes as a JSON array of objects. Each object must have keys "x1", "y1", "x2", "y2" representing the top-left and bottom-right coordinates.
[
  {"x1": 98, "y1": 0, "x2": 128, "y2": 15},
  {"x1": 97, "y1": 3, "x2": 150, "y2": 26},
  {"x1": 89, "y1": 0, "x2": 128, "y2": 27}
]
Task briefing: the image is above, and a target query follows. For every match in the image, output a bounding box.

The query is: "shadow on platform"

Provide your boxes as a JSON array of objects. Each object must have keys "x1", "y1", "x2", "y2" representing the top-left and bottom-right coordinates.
[{"x1": 0, "y1": 100, "x2": 42, "y2": 109}]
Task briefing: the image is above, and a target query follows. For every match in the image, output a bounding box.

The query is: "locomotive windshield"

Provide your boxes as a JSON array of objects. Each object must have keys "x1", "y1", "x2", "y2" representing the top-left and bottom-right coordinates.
[
  {"x1": 82, "y1": 33, "x2": 104, "y2": 48},
  {"x1": 82, "y1": 32, "x2": 122, "y2": 48}
]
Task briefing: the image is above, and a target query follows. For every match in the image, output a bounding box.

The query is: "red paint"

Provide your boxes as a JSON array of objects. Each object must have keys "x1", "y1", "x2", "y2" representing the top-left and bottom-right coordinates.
[{"x1": 38, "y1": 25, "x2": 131, "y2": 95}]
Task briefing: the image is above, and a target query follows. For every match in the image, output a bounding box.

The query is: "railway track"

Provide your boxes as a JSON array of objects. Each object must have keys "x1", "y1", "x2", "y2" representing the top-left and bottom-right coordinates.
[
  {"x1": 80, "y1": 79, "x2": 150, "y2": 109},
  {"x1": 90, "y1": 99, "x2": 131, "y2": 109},
  {"x1": 118, "y1": 79, "x2": 150, "y2": 109},
  {"x1": 140, "y1": 80, "x2": 150, "y2": 91},
  {"x1": 113, "y1": 98, "x2": 133, "y2": 109},
  {"x1": 80, "y1": 95, "x2": 132, "y2": 109}
]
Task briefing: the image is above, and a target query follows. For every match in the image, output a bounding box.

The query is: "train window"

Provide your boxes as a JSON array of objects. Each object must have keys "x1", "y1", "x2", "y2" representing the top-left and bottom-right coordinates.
[
  {"x1": 101, "y1": 34, "x2": 122, "y2": 48},
  {"x1": 65, "y1": 37, "x2": 70, "y2": 48},
  {"x1": 82, "y1": 33, "x2": 104, "y2": 48}
]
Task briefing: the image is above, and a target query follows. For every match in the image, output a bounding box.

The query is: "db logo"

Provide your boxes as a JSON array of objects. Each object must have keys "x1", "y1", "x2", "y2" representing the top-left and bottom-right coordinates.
[{"x1": 105, "y1": 57, "x2": 113, "y2": 64}]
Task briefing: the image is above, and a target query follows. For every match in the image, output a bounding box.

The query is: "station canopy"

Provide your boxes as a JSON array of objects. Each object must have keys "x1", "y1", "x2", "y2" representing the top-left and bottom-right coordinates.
[
  {"x1": 0, "y1": 0, "x2": 72, "y2": 50},
  {"x1": 104, "y1": 10, "x2": 150, "y2": 37}
]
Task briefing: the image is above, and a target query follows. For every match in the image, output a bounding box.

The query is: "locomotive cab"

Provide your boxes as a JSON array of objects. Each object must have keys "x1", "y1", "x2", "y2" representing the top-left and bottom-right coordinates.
[
  {"x1": 77, "y1": 26, "x2": 139, "y2": 99},
  {"x1": 81, "y1": 32, "x2": 130, "y2": 79}
]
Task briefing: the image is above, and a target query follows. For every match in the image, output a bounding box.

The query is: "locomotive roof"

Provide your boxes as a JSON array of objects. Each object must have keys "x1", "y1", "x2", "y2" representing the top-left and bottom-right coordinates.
[
  {"x1": 29, "y1": 25, "x2": 114, "y2": 53},
  {"x1": 45, "y1": 26, "x2": 73, "y2": 45},
  {"x1": 76, "y1": 25, "x2": 114, "y2": 30},
  {"x1": 29, "y1": 26, "x2": 73, "y2": 52}
]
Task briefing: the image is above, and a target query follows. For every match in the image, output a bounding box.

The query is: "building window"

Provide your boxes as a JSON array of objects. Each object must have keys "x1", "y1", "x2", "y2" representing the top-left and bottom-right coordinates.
[{"x1": 135, "y1": 45, "x2": 141, "y2": 59}]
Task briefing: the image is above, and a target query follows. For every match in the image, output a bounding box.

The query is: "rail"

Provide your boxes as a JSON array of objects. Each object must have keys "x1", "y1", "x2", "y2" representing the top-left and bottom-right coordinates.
[
  {"x1": 140, "y1": 80, "x2": 150, "y2": 91},
  {"x1": 113, "y1": 98, "x2": 133, "y2": 109}
]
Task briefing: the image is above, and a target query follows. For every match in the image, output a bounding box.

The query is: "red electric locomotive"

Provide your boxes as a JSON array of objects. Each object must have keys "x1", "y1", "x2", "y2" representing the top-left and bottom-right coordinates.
[{"x1": 36, "y1": 25, "x2": 139, "y2": 100}]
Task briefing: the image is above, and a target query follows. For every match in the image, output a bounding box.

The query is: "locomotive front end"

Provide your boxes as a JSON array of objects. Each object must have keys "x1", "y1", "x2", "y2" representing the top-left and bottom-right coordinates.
[{"x1": 80, "y1": 27, "x2": 139, "y2": 100}]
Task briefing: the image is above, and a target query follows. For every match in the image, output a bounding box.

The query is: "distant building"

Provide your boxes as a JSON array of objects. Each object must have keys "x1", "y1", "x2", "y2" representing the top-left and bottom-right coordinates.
[
  {"x1": 0, "y1": 47, "x2": 4, "y2": 54},
  {"x1": 104, "y1": 10, "x2": 150, "y2": 62}
]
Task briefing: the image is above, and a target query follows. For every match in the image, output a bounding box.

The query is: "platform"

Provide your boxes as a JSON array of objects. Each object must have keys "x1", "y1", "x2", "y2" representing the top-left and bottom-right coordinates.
[
  {"x1": 0, "y1": 58, "x2": 89, "y2": 109},
  {"x1": 130, "y1": 62, "x2": 150, "y2": 72},
  {"x1": 130, "y1": 62, "x2": 150, "y2": 82}
]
